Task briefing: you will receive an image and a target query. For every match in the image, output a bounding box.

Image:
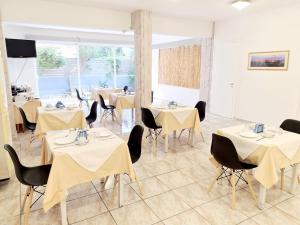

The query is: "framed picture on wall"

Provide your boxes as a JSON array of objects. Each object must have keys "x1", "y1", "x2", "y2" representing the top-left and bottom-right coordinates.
[{"x1": 248, "y1": 51, "x2": 290, "y2": 70}]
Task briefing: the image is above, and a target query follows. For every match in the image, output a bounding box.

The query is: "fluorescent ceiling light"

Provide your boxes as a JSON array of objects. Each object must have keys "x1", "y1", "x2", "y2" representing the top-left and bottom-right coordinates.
[{"x1": 231, "y1": 0, "x2": 250, "y2": 10}]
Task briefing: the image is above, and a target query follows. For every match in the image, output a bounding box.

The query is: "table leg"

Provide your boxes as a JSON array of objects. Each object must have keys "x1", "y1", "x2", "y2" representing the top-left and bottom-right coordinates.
[
  {"x1": 117, "y1": 174, "x2": 123, "y2": 208},
  {"x1": 131, "y1": 108, "x2": 134, "y2": 122},
  {"x1": 164, "y1": 134, "x2": 168, "y2": 153},
  {"x1": 258, "y1": 184, "x2": 266, "y2": 210},
  {"x1": 190, "y1": 130, "x2": 194, "y2": 147},
  {"x1": 173, "y1": 131, "x2": 176, "y2": 139},
  {"x1": 60, "y1": 196, "x2": 68, "y2": 225},
  {"x1": 290, "y1": 163, "x2": 299, "y2": 194}
]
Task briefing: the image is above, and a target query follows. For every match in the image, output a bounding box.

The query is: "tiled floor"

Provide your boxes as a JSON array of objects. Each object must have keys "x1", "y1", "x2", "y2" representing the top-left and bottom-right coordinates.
[{"x1": 1, "y1": 103, "x2": 300, "y2": 225}]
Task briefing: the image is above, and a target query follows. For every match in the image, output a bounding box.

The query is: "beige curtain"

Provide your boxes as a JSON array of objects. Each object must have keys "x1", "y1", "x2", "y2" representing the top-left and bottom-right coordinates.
[{"x1": 159, "y1": 45, "x2": 201, "y2": 89}]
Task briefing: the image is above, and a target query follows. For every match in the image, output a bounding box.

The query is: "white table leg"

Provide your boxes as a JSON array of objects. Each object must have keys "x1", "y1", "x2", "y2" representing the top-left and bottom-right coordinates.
[
  {"x1": 60, "y1": 196, "x2": 68, "y2": 225},
  {"x1": 164, "y1": 134, "x2": 168, "y2": 153},
  {"x1": 131, "y1": 108, "x2": 134, "y2": 122},
  {"x1": 173, "y1": 131, "x2": 176, "y2": 139},
  {"x1": 290, "y1": 163, "x2": 299, "y2": 194},
  {"x1": 118, "y1": 174, "x2": 123, "y2": 208},
  {"x1": 258, "y1": 184, "x2": 266, "y2": 210}
]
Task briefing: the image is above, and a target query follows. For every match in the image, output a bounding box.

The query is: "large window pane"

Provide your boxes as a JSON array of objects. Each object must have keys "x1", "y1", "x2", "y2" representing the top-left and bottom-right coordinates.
[
  {"x1": 37, "y1": 43, "x2": 79, "y2": 98},
  {"x1": 116, "y1": 47, "x2": 135, "y2": 90}
]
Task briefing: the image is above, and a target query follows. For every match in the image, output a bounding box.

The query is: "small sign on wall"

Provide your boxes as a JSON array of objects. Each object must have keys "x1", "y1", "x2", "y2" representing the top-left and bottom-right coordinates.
[{"x1": 248, "y1": 51, "x2": 289, "y2": 71}]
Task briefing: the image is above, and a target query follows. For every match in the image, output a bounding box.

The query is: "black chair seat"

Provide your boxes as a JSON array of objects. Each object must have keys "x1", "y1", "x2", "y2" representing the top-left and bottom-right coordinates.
[
  {"x1": 106, "y1": 105, "x2": 115, "y2": 109},
  {"x1": 27, "y1": 123, "x2": 36, "y2": 131},
  {"x1": 238, "y1": 162, "x2": 257, "y2": 170},
  {"x1": 23, "y1": 164, "x2": 52, "y2": 186}
]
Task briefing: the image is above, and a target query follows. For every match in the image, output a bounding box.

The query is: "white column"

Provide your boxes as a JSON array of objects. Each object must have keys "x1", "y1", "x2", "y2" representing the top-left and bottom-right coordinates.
[{"x1": 131, "y1": 10, "x2": 152, "y2": 124}]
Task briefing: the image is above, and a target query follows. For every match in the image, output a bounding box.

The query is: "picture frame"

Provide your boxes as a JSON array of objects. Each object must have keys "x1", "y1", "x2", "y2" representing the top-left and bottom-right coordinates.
[{"x1": 248, "y1": 51, "x2": 290, "y2": 71}]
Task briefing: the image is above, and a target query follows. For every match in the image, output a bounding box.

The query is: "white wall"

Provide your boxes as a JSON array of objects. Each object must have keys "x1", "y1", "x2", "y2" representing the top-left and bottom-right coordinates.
[{"x1": 211, "y1": 4, "x2": 300, "y2": 125}]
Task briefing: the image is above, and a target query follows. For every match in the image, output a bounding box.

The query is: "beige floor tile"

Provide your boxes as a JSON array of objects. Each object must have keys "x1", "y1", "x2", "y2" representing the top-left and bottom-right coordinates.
[
  {"x1": 133, "y1": 164, "x2": 155, "y2": 180},
  {"x1": 0, "y1": 180, "x2": 20, "y2": 200},
  {"x1": 24, "y1": 205, "x2": 61, "y2": 225},
  {"x1": 221, "y1": 189, "x2": 272, "y2": 217},
  {"x1": 0, "y1": 215, "x2": 21, "y2": 225},
  {"x1": 164, "y1": 153, "x2": 194, "y2": 169},
  {"x1": 67, "y1": 194, "x2": 108, "y2": 224},
  {"x1": 194, "y1": 198, "x2": 247, "y2": 225},
  {"x1": 110, "y1": 201, "x2": 159, "y2": 225},
  {"x1": 275, "y1": 196, "x2": 300, "y2": 220},
  {"x1": 157, "y1": 170, "x2": 194, "y2": 189},
  {"x1": 238, "y1": 219, "x2": 259, "y2": 225},
  {"x1": 174, "y1": 182, "x2": 221, "y2": 207},
  {"x1": 180, "y1": 165, "x2": 214, "y2": 182},
  {"x1": 143, "y1": 160, "x2": 177, "y2": 176},
  {"x1": 99, "y1": 184, "x2": 141, "y2": 210},
  {"x1": 67, "y1": 182, "x2": 97, "y2": 201},
  {"x1": 252, "y1": 207, "x2": 300, "y2": 225},
  {"x1": 130, "y1": 177, "x2": 169, "y2": 199},
  {"x1": 163, "y1": 209, "x2": 210, "y2": 225},
  {"x1": 145, "y1": 191, "x2": 190, "y2": 220},
  {"x1": 0, "y1": 196, "x2": 20, "y2": 220},
  {"x1": 72, "y1": 212, "x2": 116, "y2": 225}
]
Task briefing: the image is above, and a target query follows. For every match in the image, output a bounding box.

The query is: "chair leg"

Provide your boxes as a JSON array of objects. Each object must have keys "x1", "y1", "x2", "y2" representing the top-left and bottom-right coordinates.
[
  {"x1": 103, "y1": 176, "x2": 109, "y2": 187},
  {"x1": 230, "y1": 169, "x2": 236, "y2": 209},
  {"x1": 23, "y1": 186, "x2": 34, "y2": 225},
  {"x1": 200, "y1": 131, "x2": 205, "y2": 143},
  {"x1": 21, "y1": 186, "x2": 31, "y2": 212},
  {"x1": 245, "y1": 171, "x2": 257, "y2": 201},
  {"x1": 280, "y1": 168, "x2": 285, "y2": 190},
  {"x1": 208, "y1": 167, "x2": 223, "y2": 193},
  {"x1": 178, "y1": 129, "x2": 185, "y2": 140},
  {"x1": 133, "y1": 169, "x2": 143, "y2": 196}
]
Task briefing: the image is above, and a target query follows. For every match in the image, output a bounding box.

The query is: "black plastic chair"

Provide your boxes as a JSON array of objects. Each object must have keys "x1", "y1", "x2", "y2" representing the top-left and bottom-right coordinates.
[
  {"x1": 178, "y1": 101, "x2": 206, "y2": 141},
  {"x1": 19, "y1": 107, "x2": 36, "y2": 143},
  {"x1": 75, "y1": 88, "x2": 89, "y2": 108},
  {"x1": 208, "y1": 133, "x2": 257, "y2": 209},
  {"x1": 279, "y1": 119, "x2": 300, "y2": 189},
  {"x1": 86, "y1": 101, "x2": 98, "y2": 128},
  {"x1": 141, "y1": 107, "x2": 162, "y2": 141},
  {"x1": 128, "y1": 125, "x2": 144, "y2": 164},
  {"x1": 123, "y1": 85, "x2": 129, "y2": 93},
  {"x1": 99, "y1": 94, "x2": 116, "y2": 122},
  {"x1": 4, "y1": 144, "x2": 51, "y2": 225}
]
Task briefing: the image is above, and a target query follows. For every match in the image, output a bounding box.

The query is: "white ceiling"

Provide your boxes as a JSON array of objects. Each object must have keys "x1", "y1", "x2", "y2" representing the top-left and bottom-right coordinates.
[{"x1": 49, "y1": 0, "x2": 299, "y2": 20}]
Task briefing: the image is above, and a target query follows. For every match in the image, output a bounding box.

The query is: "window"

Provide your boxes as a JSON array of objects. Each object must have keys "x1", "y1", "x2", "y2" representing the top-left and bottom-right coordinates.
[{"x1": 36, "y1": 42, "x2": 135, "y2": 98}]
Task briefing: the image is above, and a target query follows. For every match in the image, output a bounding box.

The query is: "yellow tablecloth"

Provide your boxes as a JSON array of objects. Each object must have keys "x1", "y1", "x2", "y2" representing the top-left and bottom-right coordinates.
[
  {"x1": 13, "y1": 100, "x2": 42, "y2": 124},
  {"x1": 109, "y1": 93, "x2": 135, "y2": 115},
  {"x1": 35, "y1": 107, "x2": 87, "y2": 137},
  {"x1": 91, "y1": 88, "x2": 122, "y2": 101},
  {"x1": 150, "y1": 106, "x2": 201, "y2": 135},
  {"x1": 217, "y1": 125, "x2": 300, "y2": 188},
  {"x1": 42, "y1": 128, "x2": 135, "y2": 212}
]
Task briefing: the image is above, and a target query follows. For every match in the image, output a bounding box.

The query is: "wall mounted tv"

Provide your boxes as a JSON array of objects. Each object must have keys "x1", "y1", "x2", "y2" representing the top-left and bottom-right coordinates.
[{"x1": 5, "y1": 38, "x2": 37, "y2": 58}]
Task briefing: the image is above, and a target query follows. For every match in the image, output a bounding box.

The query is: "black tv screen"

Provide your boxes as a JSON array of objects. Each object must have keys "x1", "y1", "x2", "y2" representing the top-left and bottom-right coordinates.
[{"x1": 5, "y1": 38, "x2": 37, "y2": 58}]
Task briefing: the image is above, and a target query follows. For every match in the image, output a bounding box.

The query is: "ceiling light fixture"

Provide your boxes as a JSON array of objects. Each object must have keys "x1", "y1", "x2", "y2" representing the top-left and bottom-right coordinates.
[{"x1": 231, "y1": 0, "x2": 251, "y2": 11}]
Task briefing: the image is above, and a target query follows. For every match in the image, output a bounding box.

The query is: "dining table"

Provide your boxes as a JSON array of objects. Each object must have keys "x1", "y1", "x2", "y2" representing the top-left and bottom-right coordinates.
[
  {"x1": 90, "y1": 87, "x2": 122, "y2": 101},
  {"x1": 109, "y1": 92, "x2": 135, "y2": 120},
  {"x1": 42, "y1": 127, "x2": 136, "y2": 225},
  {"x1": 35, "y1": 106, "x2": 87, "y2": 137},
  {"x1": 216, "y1": 124, "x2": 300, "y2": 209},
  {"x1": 149, "y1": 104, "x2": 201, "y2": 152}
]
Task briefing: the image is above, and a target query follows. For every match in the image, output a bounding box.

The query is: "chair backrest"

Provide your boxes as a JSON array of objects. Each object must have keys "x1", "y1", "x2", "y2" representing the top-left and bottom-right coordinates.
[
  {"x1": 127, "y1": 125, "x2": 144, "y2": 164},
  {"x1": 4, "y1": 144, "x2": 28, "y2": 185},
  {"x1": 75, "y1": 88, "x2": 83, "y2": 101},
  {"x1": 141, "y1": 107, "x2": 159, "y2": 129},
  {"x1": 19, "y1": 107, "x2": 31, "y2": 127},
  {"x1": 99, "y1": 95, "x2": 108, "y2": 109},
  {"x1": 195, "y1": 101, "x2": 206, "y2": 122},
  {"x1": 211, "y1": 133, "x2": 243, "y2": 170},
  {"x1": 123, "y1": 85, "x2": 128, "y2": 92},
  {"x1": 87, "y1": 101, "x2": 98, "y2": 120},
  {"x1": 280, "y1": 119, "x2": 300, "y2": 134}
]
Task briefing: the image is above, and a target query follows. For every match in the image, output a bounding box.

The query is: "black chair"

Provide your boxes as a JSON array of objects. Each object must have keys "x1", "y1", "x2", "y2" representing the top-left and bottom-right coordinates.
[
  {"x1": 99, "y1": 94, "x2": 116, "y2": 122},
  {"x1": 19, "y1": 107, "x2": 36, "y2": 143},
  {"x1": 86, "y1": 101, "x2": 98, "y2": 128},
  {"x1": 208, "y1": 133, "x2": 257, "y2": 209},
  {"x1": 4, "y1": 144, "x2": 51, "y2": 225},
  {"x1": 141, "y1": 107, "x2": 162, "y2": 141},
  {"x1": 123, "y1": 85, "x2": 129, "y2": 93},
  {"x1": 178, "y1": 101, "x2": 206, "y2": 141},
  {"x1": 103, "y1": 125, "x2": 144, "y2": 195},
  {"x1": 279, "y1": 119, "x2": 300, "y2": 189},
  {"x1": 75, "y1": 88, "x2": 89, "y2": 108}
]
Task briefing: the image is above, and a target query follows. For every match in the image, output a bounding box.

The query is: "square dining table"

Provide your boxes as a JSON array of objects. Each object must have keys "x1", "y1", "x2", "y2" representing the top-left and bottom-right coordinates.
[
  {"x1": 90, "y1": 87, "x2": 122, "y2": 101},
  {"x1": 149, "y1": 104, "x2": 201, "y2": 152},
  {"x1": 216, "y1": 124, "x2": 300, "y2": 209},
  {"x1": 35, "y1": 106, "x2": 87, "y2": 137},
  {"x1": 109, "y1": 92, "x2": 135, "y2": 121},
  {"x1": 42, "y1": 127, "x2": 136, "y2": 225}
]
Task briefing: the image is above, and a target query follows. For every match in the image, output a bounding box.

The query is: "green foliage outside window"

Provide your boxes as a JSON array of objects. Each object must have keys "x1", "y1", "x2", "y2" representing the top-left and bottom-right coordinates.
[{"x1": 37, "y1": 47, "x2": 65, "y2": 69}]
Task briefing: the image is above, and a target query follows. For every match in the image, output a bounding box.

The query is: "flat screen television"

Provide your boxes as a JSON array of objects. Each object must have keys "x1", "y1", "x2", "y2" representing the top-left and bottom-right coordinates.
[{"x1": 5, "y1": 38, "x2": 37, "y2": 58}]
